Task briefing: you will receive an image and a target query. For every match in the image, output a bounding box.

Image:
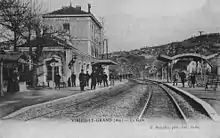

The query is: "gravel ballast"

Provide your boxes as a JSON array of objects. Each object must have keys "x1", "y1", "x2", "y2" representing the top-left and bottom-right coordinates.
[{"x1": 41, "y1": 84, "x2": 149, "y2": 120}]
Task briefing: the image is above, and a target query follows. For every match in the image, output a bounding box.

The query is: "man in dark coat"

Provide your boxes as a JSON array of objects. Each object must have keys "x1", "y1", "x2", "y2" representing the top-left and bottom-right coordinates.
[
  {"x1": 71, "y1": 72, "x2": 76, "y2": 87},
  {"x1": 119, "y1": 75, "x2": 122, "y2": 82},
  {"x1": 191, "y1": 73, "x2": 196, "y2": 88},
  {"x1": 85, "y1": 71, "x2": 90, "y2": 87},
  {"x1": 90, "y1": 70, "x2": 97, "y2": 90},
  {"x1": 68, "y1": 77, "x2": 71, "y2": 87},
  {"x1": 179, "y1": 71, "x2": 186, "y2": 87},
  {"x1": 103, "y1": 73, "x2": 108, "y2": 87},
  {"x1": 109, "y1": 73, "x2": 115, "y2": 86},
  {"x1": 55, "y1": 73, "x2": 61, "y2": 89},
  {"x1": 8, "y1": 68, "x2": 19, "y2": 93},
  {"x1": 79, "y1": 69, "x2": 86, "y2": 91},
  {"x1": 97, "y1": 73, "x2": 102, "y2": 86}
]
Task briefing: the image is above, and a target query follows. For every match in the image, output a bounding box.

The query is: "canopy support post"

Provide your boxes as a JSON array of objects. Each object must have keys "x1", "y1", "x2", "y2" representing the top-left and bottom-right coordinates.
[{"x1": 0, "y1": 60, "x2": 4, "y2": 96}]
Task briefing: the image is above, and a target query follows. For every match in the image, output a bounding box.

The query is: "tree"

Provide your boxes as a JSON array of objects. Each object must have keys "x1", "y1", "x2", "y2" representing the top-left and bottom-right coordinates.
[
  {"x1": 0, "y1": 0, "x2": 31, "y2": 51},
  {"x1": 0, "y1": 0, "x2": 74, "y2": 88}
]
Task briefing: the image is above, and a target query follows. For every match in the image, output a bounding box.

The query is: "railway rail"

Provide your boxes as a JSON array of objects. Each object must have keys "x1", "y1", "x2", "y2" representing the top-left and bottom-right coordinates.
[
  {"x1": 9, "y1": 79, "x2": 212, "y2": 122},
  {"x1": 138, "y1": 79, "x2": 211, "y2": 123}
]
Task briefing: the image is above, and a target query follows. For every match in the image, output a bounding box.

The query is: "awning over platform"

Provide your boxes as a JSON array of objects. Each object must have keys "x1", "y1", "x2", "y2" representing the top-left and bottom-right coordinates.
[
  {"x1": 157, "y1": 54, "x2": 172, "y2": 62},
  {"x1": 92, "y1": 59, "x2": 117, "y2": 66},
  {"x1": 157, "y1": 53, "x2": 213, "y2": 67}
]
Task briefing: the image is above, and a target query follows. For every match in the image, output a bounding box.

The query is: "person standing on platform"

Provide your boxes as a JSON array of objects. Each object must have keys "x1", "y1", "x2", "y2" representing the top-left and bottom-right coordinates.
[
  {"x1": 179, "y1": 70, "x2": 186, "y2": 87},
  {"x1": 85, "y1": 71, "x2": 90, "y2": 87},
  {"x1": 172, "y1": 72, "x2": 178, "y2": 86},
  {"x1": 97, "y1": 73, "x2": 102, "y2": 86},
  {"x1": 55, "y1": 73, "x2": 61, "y2": 89},
  {"x1": 68, "y1": 77, "x2": 71, "y2": 87},
  {"x1": 71, "y1": 72, "x2": 76, "y2": 87},
  {"x1": 7, "y1": 71, "x2": 13, "y2": 93},
  {"x1": 119, "y1": 75, "x2": 122, "y2": 82},
  {"x1": 191, "y1": 73, "x2": 196, "y2": 88},
  {"x1": 79, "y1": 69, "x2": 86, "y2": 91},
  {"x1": 8, "y1": 68, "x2": 20, "y2": 93},
  {"x1": 103, "y1": 72, "x2": 108, "y2": 87},
  {"x1": 109, "y1": 73, "x2": 115, "y2": 86},
  {"x1": 90, "y1": 70, "x2": 97, "y2": 90}
]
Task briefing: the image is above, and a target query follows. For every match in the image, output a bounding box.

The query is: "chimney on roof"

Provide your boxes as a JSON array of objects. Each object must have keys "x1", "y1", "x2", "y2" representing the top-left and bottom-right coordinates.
[
  {"x1": 88, "y1": 3, "x2": 91, "y2": 13},
  {"x1": 76, "y1": 5, "x2": 81, "y2": 11}
]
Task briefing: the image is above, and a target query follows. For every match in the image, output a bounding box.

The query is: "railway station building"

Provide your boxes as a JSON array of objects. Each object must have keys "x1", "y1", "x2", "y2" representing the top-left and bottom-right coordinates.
[{"x1": 17, "y1": 4, "x2": 111, "y2": 87}]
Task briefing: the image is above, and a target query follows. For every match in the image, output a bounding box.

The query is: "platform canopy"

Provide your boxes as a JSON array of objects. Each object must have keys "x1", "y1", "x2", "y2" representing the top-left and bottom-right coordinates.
[
  {"x1": 157, "y1": 54, "x2": 172, "y2": 62},
  {"x1": 157, "y1": 53, "x2": 212, "y2": 66},
  {"x1": 91, "y1": 59, "x2": 117, "y2": 66}
]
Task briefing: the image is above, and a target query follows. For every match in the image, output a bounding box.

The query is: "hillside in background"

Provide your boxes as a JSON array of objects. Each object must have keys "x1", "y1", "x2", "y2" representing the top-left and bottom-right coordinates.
[{"x1": 108, "y1": 33, "x2": 220, "y2": 75}]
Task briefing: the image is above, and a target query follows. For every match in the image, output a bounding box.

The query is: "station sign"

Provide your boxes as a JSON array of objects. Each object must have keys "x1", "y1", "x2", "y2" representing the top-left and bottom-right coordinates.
[{"x1": 50, "y1": 63, "x2": 60, "y2": 67}]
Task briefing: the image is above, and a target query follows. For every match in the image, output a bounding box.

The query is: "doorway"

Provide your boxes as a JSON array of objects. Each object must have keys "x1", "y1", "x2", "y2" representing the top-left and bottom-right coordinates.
[{"x1": 46, "y1": 61, "x2": 59, "y2": 81}]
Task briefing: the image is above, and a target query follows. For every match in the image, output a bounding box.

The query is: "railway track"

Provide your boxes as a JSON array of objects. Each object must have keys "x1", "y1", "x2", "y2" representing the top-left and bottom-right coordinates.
[
  {"x1": 138, "y1": 79, "x2": 211, "y2": 123},
  {"x1": 138, "y1": 82, "x2": 188, "y2": 123},
  {"x1": 11, "y1": 79, "x2": 211, "y2": 122}
]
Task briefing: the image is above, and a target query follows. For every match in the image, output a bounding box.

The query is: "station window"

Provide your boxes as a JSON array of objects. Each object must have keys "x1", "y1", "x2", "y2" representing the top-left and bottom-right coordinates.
[{"x1": 63, "y1": 23, "x2": 70, "y2": 31}]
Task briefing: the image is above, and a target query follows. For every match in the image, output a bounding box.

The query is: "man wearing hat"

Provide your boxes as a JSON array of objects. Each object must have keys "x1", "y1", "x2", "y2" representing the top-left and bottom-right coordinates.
[
  {"x1": 79, "y1": 69, "x2": 86, "y2": 91},
  {"x1": 55, "y1": 73, "x2": 61, "y2": 89}
]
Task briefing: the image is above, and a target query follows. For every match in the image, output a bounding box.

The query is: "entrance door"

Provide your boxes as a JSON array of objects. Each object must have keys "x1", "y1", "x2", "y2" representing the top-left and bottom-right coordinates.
[{"x1": 46, "y1": 61, "x2": 59, "y2": 81}]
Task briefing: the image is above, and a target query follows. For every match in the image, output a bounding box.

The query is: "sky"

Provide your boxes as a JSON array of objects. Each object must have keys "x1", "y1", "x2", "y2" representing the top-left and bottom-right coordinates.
[{"x1": 40, "y1": 0, "x2": 220, "y2": 52}]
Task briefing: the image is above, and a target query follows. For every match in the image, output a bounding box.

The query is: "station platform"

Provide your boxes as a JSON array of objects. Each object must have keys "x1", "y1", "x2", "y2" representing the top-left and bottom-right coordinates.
[{"x1": 165, "y1": 82, "x2": 220, "y2": 116}]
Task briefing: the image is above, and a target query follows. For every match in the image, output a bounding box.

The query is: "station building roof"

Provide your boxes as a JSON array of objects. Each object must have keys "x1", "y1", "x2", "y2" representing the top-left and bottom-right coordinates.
[{"x1": 43, "y1": 5, "x2": 103, "y2": 29}]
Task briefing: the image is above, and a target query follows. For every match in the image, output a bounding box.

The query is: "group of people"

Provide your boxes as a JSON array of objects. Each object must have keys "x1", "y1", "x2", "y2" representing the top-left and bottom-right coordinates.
[
  {"x1": 172, "y1": 70, "x2": 196, "y2": 88},
  {"x1": 55, "y1": 70, "x2": 130, "y2": 91},
  {"x1": 68, "y1": 70, "x2": 110, "y2": 91}
]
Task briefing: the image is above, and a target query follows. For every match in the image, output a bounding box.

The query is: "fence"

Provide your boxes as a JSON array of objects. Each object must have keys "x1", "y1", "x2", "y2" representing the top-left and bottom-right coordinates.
[{"x1": 195, "y1": 74, "x2": 220, "y2": 90}]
